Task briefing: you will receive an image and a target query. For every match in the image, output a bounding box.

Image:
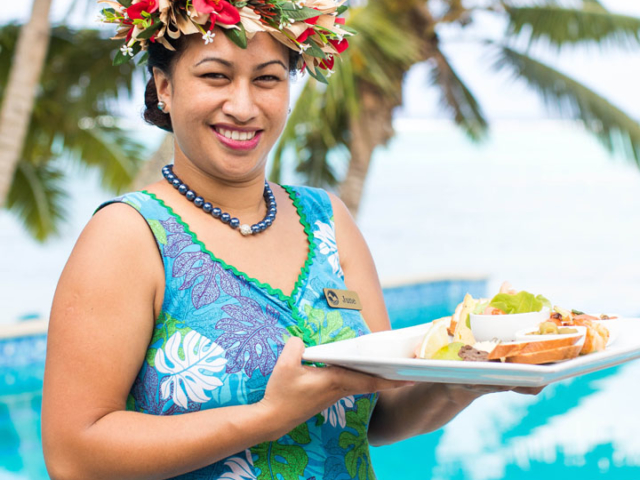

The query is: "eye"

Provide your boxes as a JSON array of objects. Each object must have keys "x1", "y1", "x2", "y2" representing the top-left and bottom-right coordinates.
[
  {"x1": 256, "y1": 75, "x2": 281, "y2": 82},
  {"x1": 202, "y1": 73, "x2": 228, "y2": 80}
]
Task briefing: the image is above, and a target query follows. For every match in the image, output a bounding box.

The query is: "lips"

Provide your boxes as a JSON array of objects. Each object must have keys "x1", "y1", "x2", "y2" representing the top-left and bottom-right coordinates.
[{"x1": 212, "y1": 125, "x2": 263, "y2": 151}]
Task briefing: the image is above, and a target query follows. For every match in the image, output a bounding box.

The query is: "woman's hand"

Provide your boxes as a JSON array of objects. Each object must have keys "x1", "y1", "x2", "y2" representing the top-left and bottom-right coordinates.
[{"x1": 259, "y1": 337, "x2": 412, "y2": 439}]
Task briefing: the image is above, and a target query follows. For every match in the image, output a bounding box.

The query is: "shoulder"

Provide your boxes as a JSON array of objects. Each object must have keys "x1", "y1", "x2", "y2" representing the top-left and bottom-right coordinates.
[{"x1": 78, "y1": 191, "x2": 163, "y2": 271}]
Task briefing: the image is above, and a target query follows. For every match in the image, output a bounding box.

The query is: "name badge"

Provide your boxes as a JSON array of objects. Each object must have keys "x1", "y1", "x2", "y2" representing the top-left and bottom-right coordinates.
[{"x1": 323, "y1": 288, "x2": 363, "y2": 311}]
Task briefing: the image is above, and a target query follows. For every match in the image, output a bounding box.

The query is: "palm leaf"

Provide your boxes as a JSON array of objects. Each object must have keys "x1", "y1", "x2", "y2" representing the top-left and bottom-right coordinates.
[
  {"x1": 493, "y1": 45, "x2": 640, "y2": 165},
  {"x1": 271, "y1": 4, "x2": 421, "y2": 187},
  {"x1": 429, "y1": 48, "x2": 489, "y2": 141},
  {"x1": 505, "y1": 4, "x2": 640, "y2": 50},
  {"x1": 6, "y1": 161, "x2": 68, "y2": 241},
  {"x1": 1, "y1": 23, "x2": 144, "y2": 240}
]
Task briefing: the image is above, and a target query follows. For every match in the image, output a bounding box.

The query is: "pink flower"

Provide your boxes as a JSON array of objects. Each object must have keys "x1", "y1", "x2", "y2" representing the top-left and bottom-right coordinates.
[
  {"x1": 193, "y1": 0, "x2": 241, "y2": 26},
  {"x1": 126, "y1": 0, "x2": 159, "y2": 20}
]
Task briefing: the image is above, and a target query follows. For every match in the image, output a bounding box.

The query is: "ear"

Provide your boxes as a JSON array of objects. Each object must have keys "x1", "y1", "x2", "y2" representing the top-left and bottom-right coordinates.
[{"x1": 153, "y1": 67, "x2": 172, "y2": 112}]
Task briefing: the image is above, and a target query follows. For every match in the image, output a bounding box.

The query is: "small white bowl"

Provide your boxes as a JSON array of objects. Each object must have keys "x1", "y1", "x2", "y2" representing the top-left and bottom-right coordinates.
[
  {"x1": 515, "y1": 325, "x2": 587, "y2": 348},
  {"x1": 470, "y1": 308, "x2": 550, "y2": 342}
]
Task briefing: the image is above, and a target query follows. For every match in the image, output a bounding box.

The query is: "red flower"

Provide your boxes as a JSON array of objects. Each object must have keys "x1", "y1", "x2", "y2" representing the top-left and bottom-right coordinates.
[
  {"x1": 193, "y1": 0, "x2": 241, "y2": 26},
  {"x1": 335, "y1": 17, "x2": 345, "y2": 25},
  {"x1": 296, "y1": 27, "x2": 315, "y2": 43},
  {"x1": 329, "y1": 38, "x2": 348, "y2": 54},
  {"x1": 126, "y1": 0, "x2": 159, "y2": 20},
  {"x1": 319, "y1": 55, "x2": 334, "y2": 70},
  {"x1": 304, "y1": 16, "x2": 319, "y2": 25}
]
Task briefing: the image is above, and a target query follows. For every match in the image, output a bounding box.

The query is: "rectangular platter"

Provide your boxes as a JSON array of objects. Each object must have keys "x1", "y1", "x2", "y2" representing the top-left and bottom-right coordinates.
[{"x1": 302, "y1": 318, "x2": 640, "y2": 387}]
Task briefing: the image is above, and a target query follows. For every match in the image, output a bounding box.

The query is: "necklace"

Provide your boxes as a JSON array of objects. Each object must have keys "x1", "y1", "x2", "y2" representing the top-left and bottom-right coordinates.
[{"x1": 161, "y1": 164, "x2": 277, "y2": 236}]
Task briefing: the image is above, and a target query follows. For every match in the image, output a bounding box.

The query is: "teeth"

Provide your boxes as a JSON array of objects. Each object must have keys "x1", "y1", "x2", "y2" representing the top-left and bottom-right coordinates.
[{"x1": 217, "y1": 127, "x2": 256, "y2": 141}]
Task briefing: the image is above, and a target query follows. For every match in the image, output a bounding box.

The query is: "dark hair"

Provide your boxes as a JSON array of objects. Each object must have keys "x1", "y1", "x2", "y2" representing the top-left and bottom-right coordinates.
[{"x1": 143, "y1": 36, "x2": 302, "y2": 132}]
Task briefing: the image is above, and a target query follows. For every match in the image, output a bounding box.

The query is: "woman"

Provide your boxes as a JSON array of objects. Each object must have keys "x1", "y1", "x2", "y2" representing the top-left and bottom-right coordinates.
[{"x1": 42, "y1": 2, "x2": 536, "y2": 479}]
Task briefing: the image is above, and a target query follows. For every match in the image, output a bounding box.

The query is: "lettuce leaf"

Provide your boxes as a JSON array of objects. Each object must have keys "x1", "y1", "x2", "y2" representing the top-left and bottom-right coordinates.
[{"x1": 489, "y1": 291, "x2": 550, "y2": 314}]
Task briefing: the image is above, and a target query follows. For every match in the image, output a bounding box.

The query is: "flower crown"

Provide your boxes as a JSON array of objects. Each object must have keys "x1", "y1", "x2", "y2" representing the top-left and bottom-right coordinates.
[{"x1": 98, "y1": 0, "x2": 354, "y2": 83}]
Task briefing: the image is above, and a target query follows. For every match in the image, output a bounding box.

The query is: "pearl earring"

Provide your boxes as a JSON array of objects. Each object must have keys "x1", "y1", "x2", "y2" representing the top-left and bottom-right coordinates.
[{"x1": 158, "y1": 100, "x2": 166, "y2": 112}]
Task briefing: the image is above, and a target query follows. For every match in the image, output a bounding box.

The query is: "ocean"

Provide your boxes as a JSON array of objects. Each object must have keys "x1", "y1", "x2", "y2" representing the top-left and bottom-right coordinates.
[{"x1": 3, "y1": 119, "x2": 640, "y2": 323}]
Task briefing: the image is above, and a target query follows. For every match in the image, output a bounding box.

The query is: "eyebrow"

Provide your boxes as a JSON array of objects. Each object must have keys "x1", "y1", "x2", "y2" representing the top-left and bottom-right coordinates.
[{"x1": 195, "y1": 57, "x2": 287, "y2": 71}]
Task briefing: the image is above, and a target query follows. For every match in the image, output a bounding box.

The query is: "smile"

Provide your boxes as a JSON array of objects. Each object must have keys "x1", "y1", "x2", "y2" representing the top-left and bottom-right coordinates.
[
  {"x1": 215, "y1": 127, "x2": 258, "y2": 141},
  {"x1": 212, "y1": 125, "x2": 263, "y2": 151}
]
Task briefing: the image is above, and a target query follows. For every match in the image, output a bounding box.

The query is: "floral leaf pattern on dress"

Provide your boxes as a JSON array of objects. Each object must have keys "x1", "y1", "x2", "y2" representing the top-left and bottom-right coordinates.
[
  {"x1": 303, "y1": 305, "x2": 357, "y2": 346},
  {"x1": 220, "y1": 450, "x2": 257, "y2": 480},
  {"x1": 314, "y1": 219, "x2": 343, "y2": 277},
  {"x1": 162, "y1": 218, "x2": 193, "y2": 257},
  {"x1": 172, "y1": 251, "x2": 221, "y2": 309},
  {"x1": 155, "y1": 331, "x2": 227, "y2": 409},
  {"x1": 147, "y1": 218, "x2": 168, "y2": 245},
  {"x1": 216, "y1": 296, "x2": 287, "y2": 378},
  {"x1": 130, "y1": 364, "x2": 203, "y2": 415},
  {"x1": 165, "y1": 226, "x2": 244, "y2": 309},
  {"x1": 338, "y1": 398, "x2": 376, "y2": 480},
  {"x1": 321, "y1": 395, "x2": 355, "y2": 429},
  {"x1": 146, "y1": 312, "x2": 190, "y2": 368},
  {"x1": 252, "y1": 439, "x2": 309, "y2": 480}
]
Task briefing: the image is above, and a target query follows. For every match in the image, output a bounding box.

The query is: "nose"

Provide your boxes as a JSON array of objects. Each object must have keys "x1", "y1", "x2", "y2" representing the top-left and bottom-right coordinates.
[{"x1": 221, "y1": 79, "x2": 260, "y2": 123}]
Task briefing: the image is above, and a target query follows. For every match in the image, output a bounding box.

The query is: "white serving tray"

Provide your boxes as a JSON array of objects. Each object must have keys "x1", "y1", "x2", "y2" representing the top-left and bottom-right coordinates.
[{"x1": 302, "y1": 318, "x2": 640, "y2": 387}]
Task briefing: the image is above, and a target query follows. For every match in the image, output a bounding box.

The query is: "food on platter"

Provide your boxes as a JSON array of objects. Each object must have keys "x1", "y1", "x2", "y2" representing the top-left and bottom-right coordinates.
[
  {"x1": 414, "y1": 283, "x2": 612, "y2": 365},
  {"x1": 546, "y1": 307, "x2": 610, "y2": 355}
]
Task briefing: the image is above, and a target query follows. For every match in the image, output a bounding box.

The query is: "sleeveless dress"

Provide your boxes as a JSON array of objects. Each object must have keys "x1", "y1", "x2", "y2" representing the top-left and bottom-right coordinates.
[{"x1": 96, "y1": 185, "x2": 379, "y2": 480}]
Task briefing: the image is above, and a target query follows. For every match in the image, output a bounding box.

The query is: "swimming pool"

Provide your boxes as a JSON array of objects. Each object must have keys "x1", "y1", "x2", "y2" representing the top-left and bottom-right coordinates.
[{"x1": 3, "y1": 278, "x2": 640, "y2": 479}]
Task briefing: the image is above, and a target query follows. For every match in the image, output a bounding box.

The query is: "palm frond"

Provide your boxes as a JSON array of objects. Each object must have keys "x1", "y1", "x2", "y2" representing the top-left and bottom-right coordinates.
[
  {"x1": 65, "y1": 125, "x2": 146, "y2": 193},
  {"x1": 271, "y1": 3, "x2": 421, "y2": 187},
  {"x1": 505, "y1": 5, "x2": 640, "y2": 50},
  {"x1": 6, "y1": 161, "x2": 68, "y2": 242},
  {"x1": 1, "y1": 23, "x2": 145, "y2": 240},
  {"x1": 428, "y1": 48, "x2": 489, "y2": 142},
  {"x1": 493, "y1": 45, "x2": 640, "y2": 165}
]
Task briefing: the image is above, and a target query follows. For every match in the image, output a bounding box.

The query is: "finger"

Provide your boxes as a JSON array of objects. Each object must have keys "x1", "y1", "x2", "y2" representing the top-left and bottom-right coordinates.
[
  {"x1": 277, "y1": 336, "x2": 305, "y2": 367},
  {"x1": 321, "y1": 366, "x2": 413, "y2": 394},
  {"x1": 513, "y1": 386, "x2": 545, "y2": 395}
]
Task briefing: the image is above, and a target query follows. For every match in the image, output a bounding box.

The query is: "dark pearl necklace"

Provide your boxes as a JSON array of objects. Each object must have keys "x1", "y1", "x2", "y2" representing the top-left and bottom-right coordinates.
[{"x1": 161, "y1": 164, "x2": 277, "y2": 236}]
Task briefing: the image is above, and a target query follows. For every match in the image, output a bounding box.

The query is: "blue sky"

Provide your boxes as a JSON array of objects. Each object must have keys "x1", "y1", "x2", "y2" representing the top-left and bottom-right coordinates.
[{"x1": 2, "y1": 0, "x2": 639, "y2": 121}]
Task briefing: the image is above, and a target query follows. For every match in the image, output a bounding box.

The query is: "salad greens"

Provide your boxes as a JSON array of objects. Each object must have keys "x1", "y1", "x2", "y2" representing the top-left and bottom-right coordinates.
[{"x1": 489, "y1": 291, "x2": 551, "y2": 314}]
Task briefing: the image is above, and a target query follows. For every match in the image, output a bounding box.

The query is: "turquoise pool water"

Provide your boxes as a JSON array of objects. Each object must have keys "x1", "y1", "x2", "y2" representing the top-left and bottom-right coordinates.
[{"x1": 2, "y1": 279, "x2": 640, "y2": 479}]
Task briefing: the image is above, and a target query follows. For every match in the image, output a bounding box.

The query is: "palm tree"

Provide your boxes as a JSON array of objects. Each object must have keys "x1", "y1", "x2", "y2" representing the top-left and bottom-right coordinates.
[
  {"x1": 0, "y1": 25, "x2": 144, "y2": 241},
  {"x1": 273, "y1": 0, "x2": 640, "y2": 216},
  {"x1": 0, "y1": 0, "x2": 53, "y2": 209}
]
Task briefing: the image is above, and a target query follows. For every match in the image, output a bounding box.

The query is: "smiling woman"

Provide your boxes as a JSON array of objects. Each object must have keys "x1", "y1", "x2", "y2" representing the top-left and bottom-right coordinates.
[{"x1": 41, "y1": 1, "x2": 541, "y2": 480}]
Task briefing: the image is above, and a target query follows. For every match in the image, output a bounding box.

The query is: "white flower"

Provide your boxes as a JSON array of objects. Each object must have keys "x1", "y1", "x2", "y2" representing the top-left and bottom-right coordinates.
[
  {"x1": 321, "y1": 396, "x2": 355, "y2": 428},
  {"x1": 123, "y1": 11, "x2": 130, "y2": 20},
  {"x1": 294, "y1": 0, "x2": 305, "y2": 8},
  {"x1": 155, "y1": 331, "x2": 227, "y2": 409},
  {"x1": 203, "y1": 30, "x2": 216, "y2": 45},
  {"x1": 326, "y1": 68, "x2": 335, "y2": 78},
  {"x1": 279, "y1": 18, "x2": 292, "y2": 30},
  {"x1": 314, "y1": 219, "x2": 343, "y2": 277},
  {"x1": 298, "y1": 43, "x2": 310, "y2": 53},
  {"x1": 120, "y1": 44, "x2": 134, "y2": 56}
]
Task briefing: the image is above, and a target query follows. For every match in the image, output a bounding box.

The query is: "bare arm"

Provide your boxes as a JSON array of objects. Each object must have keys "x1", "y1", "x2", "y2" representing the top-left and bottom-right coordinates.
[
  {"x1": 329, "y1": 193, "x2": 514, "y2": 446},
  {"x1": 42, "y1": 204, "x2": 408, "y2": 480}
]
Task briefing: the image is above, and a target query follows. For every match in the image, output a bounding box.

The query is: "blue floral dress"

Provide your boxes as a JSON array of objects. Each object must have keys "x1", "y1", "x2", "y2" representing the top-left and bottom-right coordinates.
[{"x1": 96, "y1": 185, "x2": 378, "y2": 480}]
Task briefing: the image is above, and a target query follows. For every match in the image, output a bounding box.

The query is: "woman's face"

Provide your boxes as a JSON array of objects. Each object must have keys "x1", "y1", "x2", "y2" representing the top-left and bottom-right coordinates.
[{"x1": 155, "y1": 29, "x2": 291, "y2": 182}]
